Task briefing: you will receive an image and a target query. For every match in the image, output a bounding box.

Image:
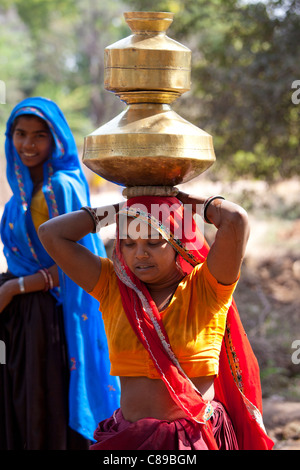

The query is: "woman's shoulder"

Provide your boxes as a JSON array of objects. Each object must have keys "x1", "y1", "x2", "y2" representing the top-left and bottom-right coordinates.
[
  {"x1": 88, "y1": 257, "x2": 117, "y2": 300},
  {"x1": 50, "y1": 171, "x2": 83, "y2": 190},
  {"x1": 189, "y1": 258, "x2": 239, "y2": 299},
  {"x1": 47, "y1": 170, "x2": 89, "y2": 211},
  {"x1": 188, "y1": 260, "x2": 221, "y2": 289},
  {"x1": 100, "y1": 256, "x2": 114, "y2": 272},
  {"x1": 187, "y1": 261, "x2": 205, "y2": 279}
]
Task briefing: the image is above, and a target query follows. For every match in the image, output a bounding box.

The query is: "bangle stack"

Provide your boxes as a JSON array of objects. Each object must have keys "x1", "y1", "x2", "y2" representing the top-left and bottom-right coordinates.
[
  {"x1": 202, "y1": 196, "x2": 225, "y2": 224},
  {"x1": 39, "y1": 268, "x2": 54, "y2": 292},
  {"x1": 80, "y1": 206, "x2": 101, "y2": 233}
]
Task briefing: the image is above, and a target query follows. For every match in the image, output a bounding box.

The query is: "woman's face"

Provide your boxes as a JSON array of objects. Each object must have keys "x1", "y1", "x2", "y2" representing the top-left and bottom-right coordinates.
[
  {"x1": 120, "y1": 218, "x2": 177, "y2": 285},
  {"x1": 12, "y1": 115, "x2": 53, "y2": 173}
]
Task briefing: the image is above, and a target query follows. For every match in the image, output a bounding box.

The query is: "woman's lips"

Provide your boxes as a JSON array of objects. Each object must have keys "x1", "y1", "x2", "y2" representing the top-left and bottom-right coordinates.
[
  {"x1": 135, "y1": 265, "x2": 154, "y2": 271},
  {"x1": 20, "y1": 153, "x2": 40, "y2": 164}
]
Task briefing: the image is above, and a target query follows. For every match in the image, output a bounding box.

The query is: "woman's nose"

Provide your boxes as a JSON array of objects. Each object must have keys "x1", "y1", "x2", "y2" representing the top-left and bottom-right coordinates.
[
  {"x1": 23, "y1": 136, "x2": 35, "y2": 149},
  {"x1": 135, "y1": 244, "x2": 149, "y2": 259}
]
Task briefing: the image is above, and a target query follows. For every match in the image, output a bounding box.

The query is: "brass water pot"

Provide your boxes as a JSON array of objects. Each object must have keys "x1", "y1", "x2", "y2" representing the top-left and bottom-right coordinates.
[
  {"x1": 83, "y1": 12, "x2": 215, "y2": 187},
  {"x1": 104, "y1": 11, "x2": 191, "y2": 97}
]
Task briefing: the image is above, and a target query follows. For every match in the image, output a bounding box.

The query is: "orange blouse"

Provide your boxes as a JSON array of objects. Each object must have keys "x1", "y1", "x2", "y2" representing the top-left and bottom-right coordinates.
[
  {"x1": 89, "y1": 258, "x2": 238, "y2": 378},
  {"x1": 30, "y1": 188, "x2": 49, "y2": 232}
]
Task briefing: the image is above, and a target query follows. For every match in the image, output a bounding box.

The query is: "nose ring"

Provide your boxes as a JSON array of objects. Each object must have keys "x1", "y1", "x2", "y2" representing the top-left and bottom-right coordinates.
[{"x1": 144, "y1": 251, "x2": 148, "y2": 256}]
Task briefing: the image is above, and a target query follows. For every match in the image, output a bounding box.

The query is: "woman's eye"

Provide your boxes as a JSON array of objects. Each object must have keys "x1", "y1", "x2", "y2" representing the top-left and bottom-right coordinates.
[
  {"x1": 148, "y1": 240, "x2": 162, "y2": 247},
  {"x1": 14, "y1": 131, "x2": 24, "y2": 137},
  {"x1": 123, "y1": 241, "x2": 135, "y2": 247}
]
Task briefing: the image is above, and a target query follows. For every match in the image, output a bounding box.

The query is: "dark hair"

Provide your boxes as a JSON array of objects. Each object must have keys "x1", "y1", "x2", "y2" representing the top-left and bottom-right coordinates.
[{"x1": 11, "y1": 113, "x2": 51, "y2": 135}]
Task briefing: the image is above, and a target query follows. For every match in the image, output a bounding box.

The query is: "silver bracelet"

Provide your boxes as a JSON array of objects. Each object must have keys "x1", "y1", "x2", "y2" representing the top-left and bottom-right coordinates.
[{"x1": 18, "y1": 276, "x2": 25, "y2": 293}]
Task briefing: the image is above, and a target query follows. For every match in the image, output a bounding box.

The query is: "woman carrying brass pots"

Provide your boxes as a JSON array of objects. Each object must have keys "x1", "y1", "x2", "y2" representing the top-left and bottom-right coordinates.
[{"x1": 38, "y1": 185, "x2": 273, "y2": 450}]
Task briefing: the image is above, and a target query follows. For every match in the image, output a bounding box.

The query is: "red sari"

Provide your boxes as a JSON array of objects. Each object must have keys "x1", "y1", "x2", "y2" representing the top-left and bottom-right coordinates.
[
  {"x1": 94, "y1": 196, "x2": 274, "y2": 450},
  {"x1": 91, "y1": 402, "x2": 238, "y2": 450}
]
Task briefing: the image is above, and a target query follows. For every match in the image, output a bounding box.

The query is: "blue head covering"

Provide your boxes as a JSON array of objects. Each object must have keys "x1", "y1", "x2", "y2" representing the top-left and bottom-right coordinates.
[{"x1": 1, "y1": 97, "x2": 120, "y2": 440}]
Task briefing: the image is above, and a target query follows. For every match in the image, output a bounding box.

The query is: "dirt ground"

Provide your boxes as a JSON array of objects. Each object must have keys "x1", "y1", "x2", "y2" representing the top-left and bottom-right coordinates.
[
  {"x1": 263, "y1": 398, "x2": 300, "y2": 450},
  {"x1": 0, "y1": 173, "x2": 299, "y2": 450}
]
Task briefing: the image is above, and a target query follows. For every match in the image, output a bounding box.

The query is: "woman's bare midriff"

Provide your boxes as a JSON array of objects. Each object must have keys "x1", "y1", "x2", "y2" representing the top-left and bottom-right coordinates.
[{"x1": 120, "y1": 375, "x2": 215, "y2": 422}]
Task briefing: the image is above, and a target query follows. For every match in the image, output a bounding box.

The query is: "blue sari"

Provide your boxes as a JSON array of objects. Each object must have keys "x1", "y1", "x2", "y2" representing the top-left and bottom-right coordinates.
[{"x1": 0, "y1": 97, "x2": 120, "y2": 440}]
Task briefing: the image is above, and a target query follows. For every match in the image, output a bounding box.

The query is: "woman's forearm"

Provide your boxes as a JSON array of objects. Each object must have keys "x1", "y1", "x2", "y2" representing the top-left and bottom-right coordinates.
[
  {"x1": 38, "y1": 202, "x2": 122, "y2": 293},
  {"x1": 39, "y1": 210, "x2": 96, "y2": 246},
  {"x1": 0, "y1": 265, "x2": 59, "y2": 313},
  {"x1": 177, "y1": 190, "x2": 247, "y2": 230},
  {"x1": 177, "y1": 190, "x2": 250, "y2": 285},
  {"x1": 8, "y1": 265, "x2": 59, "y2": 295},
  {"x1": 176, "y1": 191, "x2": 205, "y2": 212},
  {"x1": 38, "y1": 203, "x2": 122, "y2": 245}
]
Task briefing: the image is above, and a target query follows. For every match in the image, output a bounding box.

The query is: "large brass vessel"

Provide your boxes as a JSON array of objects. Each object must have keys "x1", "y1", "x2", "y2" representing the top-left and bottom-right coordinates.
[{"x1": 83, "y1": 11, "x2": 215, "y2": 187}]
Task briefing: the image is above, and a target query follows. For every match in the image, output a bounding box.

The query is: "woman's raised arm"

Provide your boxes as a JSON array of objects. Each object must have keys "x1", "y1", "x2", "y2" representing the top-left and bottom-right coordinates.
[
  {"x1": 38, "y1": 203, "x2": 121, "y2": 293},
  {"x1": 177, "y1": 191, "x2": 250, "y2": 285}
]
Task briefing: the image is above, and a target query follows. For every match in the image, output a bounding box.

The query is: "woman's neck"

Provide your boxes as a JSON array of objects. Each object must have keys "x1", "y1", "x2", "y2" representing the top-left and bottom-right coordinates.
[
  {"x1": 146, "y1": 270, "x2": 184, "y2": 296},
  {"x1": 30, "y1": 168, "x2": 44, "y2": 192}
]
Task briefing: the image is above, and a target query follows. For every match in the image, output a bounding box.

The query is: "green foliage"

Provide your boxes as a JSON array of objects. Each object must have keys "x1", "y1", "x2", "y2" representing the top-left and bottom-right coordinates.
[
  {"x1": 0, "y1": 0, "x2": 127, "y2": 148},
  {"x1": 12, "y1": 0, "x2": 78, "y2": 37},
  {"x1": 32, "y1": 82, "x2": 94, "y2": 142},
  {"x1": 0, "y1": 8, "x2": 34, "y2": 103},
  {"x1": 230, "y1": 149, "x2": 282, "y2": 181},
  {"x1": 0, "y1": 0, "x2": 299, "y2": 180},
  {"x1": 127, "y1": 0, "x2": 300, "y2": 180}
]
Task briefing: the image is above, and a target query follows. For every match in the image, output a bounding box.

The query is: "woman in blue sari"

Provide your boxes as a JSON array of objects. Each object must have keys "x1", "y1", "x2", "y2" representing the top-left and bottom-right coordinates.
[{"x1": 0, "y1": 97, "x2": 120, "y2": 449}]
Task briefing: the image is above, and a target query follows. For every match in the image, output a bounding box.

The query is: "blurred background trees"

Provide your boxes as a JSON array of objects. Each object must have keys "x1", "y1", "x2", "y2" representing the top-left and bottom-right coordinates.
[{"x1": 0, "y1": 0, "x2": 299, "y2": 180}]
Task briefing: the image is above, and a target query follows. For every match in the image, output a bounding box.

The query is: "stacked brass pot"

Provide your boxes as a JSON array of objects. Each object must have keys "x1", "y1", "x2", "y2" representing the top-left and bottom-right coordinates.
[{"x1": 82, "y1": 11, "x2": 215, "y2": 187}]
